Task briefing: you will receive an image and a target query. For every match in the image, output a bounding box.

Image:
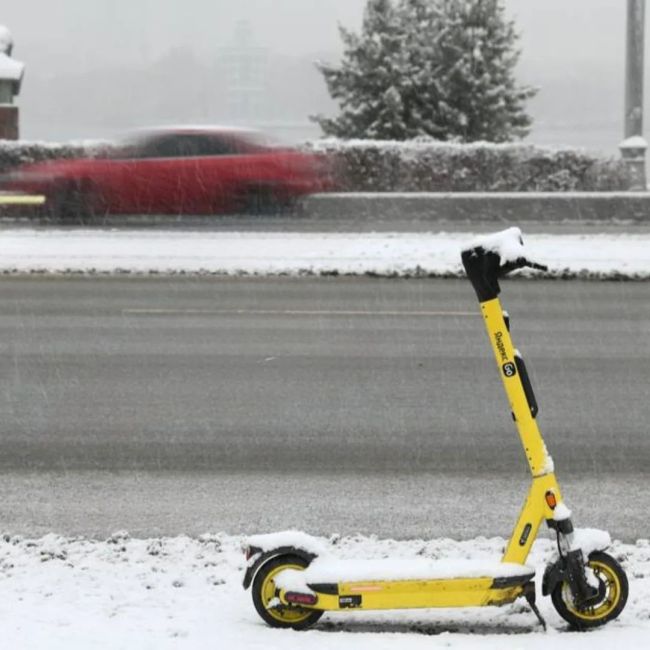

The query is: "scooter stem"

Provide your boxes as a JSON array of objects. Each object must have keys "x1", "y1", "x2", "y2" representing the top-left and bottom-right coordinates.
[{"x1": 462, "y1": 236, "x2": 560, "y2": 565}]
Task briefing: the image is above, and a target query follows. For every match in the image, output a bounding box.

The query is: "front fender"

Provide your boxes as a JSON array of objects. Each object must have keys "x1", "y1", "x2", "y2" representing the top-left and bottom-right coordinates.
[
  {"x1": 542, "y1": 557, "x2": 566, "y2": 596},
  {"x1": 542, "y1": 547, "x2": 609, "y2": 597},
  {"x1": 242, "y1": 546, "x2": 317, "y2": 590}
]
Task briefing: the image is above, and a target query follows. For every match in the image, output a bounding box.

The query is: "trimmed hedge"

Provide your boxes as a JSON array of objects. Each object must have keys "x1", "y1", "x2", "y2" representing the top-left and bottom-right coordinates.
[
  {"x1": 0, "y1": 138, "x2": 632, "y2": 192},
  {"x1": 305, "y1": 139, "x2": 632, "y2": 192},
  {"x1": 0, "y1": 141, "x2": 108, "y2": 174}
]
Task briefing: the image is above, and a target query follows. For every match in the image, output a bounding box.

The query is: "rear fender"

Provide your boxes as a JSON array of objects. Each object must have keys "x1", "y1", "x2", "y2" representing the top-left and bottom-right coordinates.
[{"x1": 242, "y1": 546, "x2": 317, "y2": 590}]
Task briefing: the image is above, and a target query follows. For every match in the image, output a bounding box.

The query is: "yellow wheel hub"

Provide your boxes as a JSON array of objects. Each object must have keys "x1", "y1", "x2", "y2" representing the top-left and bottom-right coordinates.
[
  {"x1": 563, "y1": 559, "x2": 622, "y2": 621},
  {"x1": 260, "y1": 563, "x2": 313, "y2": 624}
]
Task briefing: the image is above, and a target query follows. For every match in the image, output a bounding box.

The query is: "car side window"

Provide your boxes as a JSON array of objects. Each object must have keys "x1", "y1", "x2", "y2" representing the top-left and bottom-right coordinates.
[
  {"x1": 127, "y1": 136, "x2": 180, "y2": 159},
  {"x1": 185, "y1": 135, "x2": 239, "y2": 157},
  {"x1": 131, "y1": 135, "x2": 194, "y2": 158},
  {"x1": 177, "y1": 136, "x2": 214, "y2": 157},
  {"x1": 120, "y1": 133, "x2": 244, "y2": 159},
  {"x1": 204, "y1": 136, "x2": 240, "y2": 156},
  {"x1": 155, "y1": 136, "x2": 189, "y2": 158}
]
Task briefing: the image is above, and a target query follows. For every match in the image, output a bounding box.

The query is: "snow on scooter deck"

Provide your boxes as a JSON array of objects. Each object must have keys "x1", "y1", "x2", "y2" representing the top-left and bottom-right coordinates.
[
  {"x1": 246, "y1": 527, "x2": 612, "y2": 593},
  {"x1": 246, "y1": 530, "x2": 535, "y2": 592},
  {"x1": 273, "y1": 557, "x2": 535, "y2": 594}
]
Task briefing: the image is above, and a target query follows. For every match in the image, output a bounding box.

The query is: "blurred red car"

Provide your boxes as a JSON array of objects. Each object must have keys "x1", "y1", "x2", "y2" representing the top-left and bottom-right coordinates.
[{"x1": 0, "y1": 127, "x2": 332, "y2": 220}]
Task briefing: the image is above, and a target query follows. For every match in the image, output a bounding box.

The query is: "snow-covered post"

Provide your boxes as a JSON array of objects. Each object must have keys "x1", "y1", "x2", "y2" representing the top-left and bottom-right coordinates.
[
  {"x1": 0, "y1": 25, "x2": 24, "y2": 140},
  {"x1": 620, "y1": 0, "x2": 647, "y2": 190}
]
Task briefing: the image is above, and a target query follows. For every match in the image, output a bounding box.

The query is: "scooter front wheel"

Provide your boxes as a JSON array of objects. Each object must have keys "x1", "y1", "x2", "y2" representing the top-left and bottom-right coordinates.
[
  {"x1": 551, "y1": 551, "x2": 628, "y2": 629},
  {"x1": 251, "y1": 554, "x2": 323, "y2": 630}
]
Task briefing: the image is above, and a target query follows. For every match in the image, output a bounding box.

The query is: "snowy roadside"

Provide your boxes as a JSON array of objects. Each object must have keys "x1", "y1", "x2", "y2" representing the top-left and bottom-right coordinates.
[
  {"x1": 0, "y1": 229, "x2": 649, "y2": 278},
  {"x1": 1, "y1": 532, "x2": 648, "y2": 649}
]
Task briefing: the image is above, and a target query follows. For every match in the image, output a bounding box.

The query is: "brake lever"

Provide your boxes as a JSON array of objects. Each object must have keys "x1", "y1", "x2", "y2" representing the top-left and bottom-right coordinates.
[
  {"x1": 499, "y1": 257, "x2": 548, "y2": 276},
  {"x1": 526, "y1": 260, "x2": 549, "y2": 272}
]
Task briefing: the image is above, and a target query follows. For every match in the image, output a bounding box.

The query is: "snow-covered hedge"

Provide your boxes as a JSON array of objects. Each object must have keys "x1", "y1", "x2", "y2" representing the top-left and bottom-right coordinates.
[
  {"x1": 0, "y1": 141, "x2": 108, "y2": 173},
  {"x1": 306, "y1": 139, "x2": 632, "y2": 192},
  {"x1": 0, "y1": 138, "x2": 631, "y2": 192}
]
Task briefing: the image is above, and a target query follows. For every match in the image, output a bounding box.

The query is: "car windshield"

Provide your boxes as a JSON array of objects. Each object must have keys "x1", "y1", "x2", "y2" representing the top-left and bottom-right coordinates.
[{"x1": 106, "y1": 130, "x2": 285, "y2": 159}]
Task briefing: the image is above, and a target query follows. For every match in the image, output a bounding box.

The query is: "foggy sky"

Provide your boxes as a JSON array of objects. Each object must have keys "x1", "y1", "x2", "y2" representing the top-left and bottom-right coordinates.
[
  {"x1": 3, "y1": 0, "x2": 626, "y2": 68},
  {"x1": 0, "y1": 1, "x2": 639, "y2": 149}
]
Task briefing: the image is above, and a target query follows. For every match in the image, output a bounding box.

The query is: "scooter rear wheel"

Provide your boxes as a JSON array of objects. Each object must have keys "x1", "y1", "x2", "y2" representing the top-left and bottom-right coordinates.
[
  {"x1": 251, "y1": 554, "x2": 323, "y2": 630},
  {"x1": 551, "y1": 551, "x2": 628, "y2": 629}
]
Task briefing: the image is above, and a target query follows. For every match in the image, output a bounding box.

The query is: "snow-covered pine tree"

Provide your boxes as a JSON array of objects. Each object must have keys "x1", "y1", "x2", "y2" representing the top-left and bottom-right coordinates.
[
  {"x1": 314, "y1": 0, "x2": 410, "y2": 139},
  {"x1": 313, "y1": 0, "x2": 536, "y2": 142}
]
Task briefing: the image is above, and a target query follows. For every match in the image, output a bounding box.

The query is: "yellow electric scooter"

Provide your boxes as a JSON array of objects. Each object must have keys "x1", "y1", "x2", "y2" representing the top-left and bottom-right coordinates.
[{"x1": 242, "y1": 228, "x2": 629, "y2": 631}]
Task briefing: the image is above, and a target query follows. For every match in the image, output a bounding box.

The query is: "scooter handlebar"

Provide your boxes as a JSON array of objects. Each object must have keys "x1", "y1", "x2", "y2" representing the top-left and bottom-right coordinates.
[{"x1": 461, "y1": 247, "x2": 548, "y2": 302}]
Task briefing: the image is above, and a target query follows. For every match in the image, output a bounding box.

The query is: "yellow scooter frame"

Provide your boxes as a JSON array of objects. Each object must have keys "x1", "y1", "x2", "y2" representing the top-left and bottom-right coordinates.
[{"x1": 482, "y1": 296, "x2": 561, "y2": 567}]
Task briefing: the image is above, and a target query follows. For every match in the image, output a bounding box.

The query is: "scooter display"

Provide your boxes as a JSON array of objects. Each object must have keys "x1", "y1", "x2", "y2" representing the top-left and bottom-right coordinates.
[{"x1": 242, "y1": 228, "x2": 629, "y2": 631}]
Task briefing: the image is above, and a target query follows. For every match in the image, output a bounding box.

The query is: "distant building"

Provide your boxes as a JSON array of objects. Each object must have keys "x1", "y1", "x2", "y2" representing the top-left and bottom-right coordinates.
[
  {"x1": 0, "y1": 25, "x2": 24, "y2": 139},
  {"x1": 217, "y1": 21, "x2": 268, "y2": 123}
]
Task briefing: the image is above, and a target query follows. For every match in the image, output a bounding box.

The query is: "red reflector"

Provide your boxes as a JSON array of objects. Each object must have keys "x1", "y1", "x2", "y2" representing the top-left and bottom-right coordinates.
[
  {"x1": 285, "y1": 592, "x2": 318, "y2": 606},
  {"x1": 244, "y1": 546, "x2": 261, "y2": 561}
]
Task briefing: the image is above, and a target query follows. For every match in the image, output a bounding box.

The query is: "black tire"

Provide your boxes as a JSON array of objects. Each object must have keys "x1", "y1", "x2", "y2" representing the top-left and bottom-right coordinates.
[
  {"x1": 46, "y1": 181, "x2": 95, "y2": 224},
  {"x1": 243, "y1": 185, "x2": 280, "y2": 215},
  {"x1": 551, "y1": 551, "x2": 628, "y2": 629},
  {"x1": 251, "y1": 554, "x2": 323, "y2": 630}
]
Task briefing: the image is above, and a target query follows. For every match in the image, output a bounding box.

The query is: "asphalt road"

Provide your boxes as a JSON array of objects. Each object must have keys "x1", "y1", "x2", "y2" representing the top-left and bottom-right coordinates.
[
  {"x1": 0, "y1": 276, "x2": 648, "y2": 539},
  {"x1": 5, "y1": 216, "x2": 650, "y2": 233}
]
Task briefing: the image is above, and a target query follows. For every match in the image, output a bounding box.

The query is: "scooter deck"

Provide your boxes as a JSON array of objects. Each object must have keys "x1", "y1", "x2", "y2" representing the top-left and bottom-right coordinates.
[{"x1": 275, "y1": 558, "x2": 535, "y2": 611}]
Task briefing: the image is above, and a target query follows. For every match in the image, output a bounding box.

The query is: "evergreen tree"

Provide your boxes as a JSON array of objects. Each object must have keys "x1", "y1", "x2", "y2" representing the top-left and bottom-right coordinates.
[{"x1": 313, "y1": 0, "x2": 536, "y2": 142}]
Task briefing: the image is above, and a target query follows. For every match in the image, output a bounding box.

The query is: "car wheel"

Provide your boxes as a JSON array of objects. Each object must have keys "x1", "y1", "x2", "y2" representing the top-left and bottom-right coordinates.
[
  {"x1": 46, "y1": 180, "x2": 96, "y2": 224},
  {"x1": 243, "y1": 185, "x2": 281, "y2": 215}
]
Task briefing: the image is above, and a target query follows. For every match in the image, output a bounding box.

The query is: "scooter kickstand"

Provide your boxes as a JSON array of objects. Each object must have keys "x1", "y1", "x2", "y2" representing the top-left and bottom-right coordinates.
[{"x1": 523, "y1": 583, "x2": 547, "y2": 631}]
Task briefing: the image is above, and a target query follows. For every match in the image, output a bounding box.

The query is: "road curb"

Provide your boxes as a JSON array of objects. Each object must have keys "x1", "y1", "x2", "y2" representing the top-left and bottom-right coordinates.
[{"x1": 303, "y1": 192, "x2": 650, "y2": 223}]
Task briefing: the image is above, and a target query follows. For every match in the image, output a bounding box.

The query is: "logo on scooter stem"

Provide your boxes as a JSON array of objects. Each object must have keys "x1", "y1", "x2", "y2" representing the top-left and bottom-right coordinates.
[
  {"x1": 502, "y1": 362, "x2": 517, "y2": 378},
  {"x1": 494, "y1": 331, "x2": 509, "y2": 362}
]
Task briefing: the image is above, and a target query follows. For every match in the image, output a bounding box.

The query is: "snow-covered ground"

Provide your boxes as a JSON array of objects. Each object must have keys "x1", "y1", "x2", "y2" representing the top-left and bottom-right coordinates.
[
  {"x1": 1, "y1": 227, "x2": 646, "y2": 647},
  {"x1": 0, "y1": 229, "x2": 649, "y2": 277},
  {"x1": 1, "y1": 532, "x2": 648, "y2": 649}
]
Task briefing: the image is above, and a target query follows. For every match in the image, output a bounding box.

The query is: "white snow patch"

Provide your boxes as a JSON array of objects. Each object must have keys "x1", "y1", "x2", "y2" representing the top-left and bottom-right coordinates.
[
  {"x1": 1, "y1": 229, "x2": 650, "y2": 278},
  {"x1": 540, "y1": 440, "x2": 555, "y2": 474},
  {"x1": 0, "y1": 532, "x2": 648, "y2": 648},
  {"x1": 464, "y1": 227, "x2": 525, "y2": 264},
  {"x1": 246, "y1": 530, "x2": 329, "y2": 557},
  {"x1": 0, "y1": 24, "x2": 13, "y2": 54},
  {"x1": 0, "y1": 138, "x2": 108, "y2": 150},
  {"x1": 307, "y1": 137, "x2": 592, "y2": 156},
  {"x1": 572, "y1": 528, "x2": 612, "y2": 556},
  {"x1": 0, "y1": 52, "x2": 23, "y2": 81},
  {"x1": 620, "y1": 135, "x2": 648, "y2": 149},
  {"x1": 275, "y1": 557, "x2": 533, "y2": 589},
  {"x1": 553, "y1": 503, "x2": 572, "y2": 521},
  {"x1": 273, "y1": 568, "x2": 318, "y2": 593}
]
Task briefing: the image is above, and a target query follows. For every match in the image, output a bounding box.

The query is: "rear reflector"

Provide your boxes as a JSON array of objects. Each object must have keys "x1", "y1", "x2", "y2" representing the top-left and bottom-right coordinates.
[
  {"x1": 243, "y1": 546, "x2": 261, "y2": 561},
  {"x1": 285, "y1": 592, "x2": 318, "y2": 606}
]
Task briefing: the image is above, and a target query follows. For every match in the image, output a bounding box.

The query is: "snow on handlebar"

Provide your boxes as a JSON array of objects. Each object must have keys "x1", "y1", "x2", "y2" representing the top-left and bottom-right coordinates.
[
  {"x1": 463, "y1": 227, "x2": 547, "y2": 274},
  {"x1": 461, "y1": 228, "x2": 547, "y2": 302}
]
